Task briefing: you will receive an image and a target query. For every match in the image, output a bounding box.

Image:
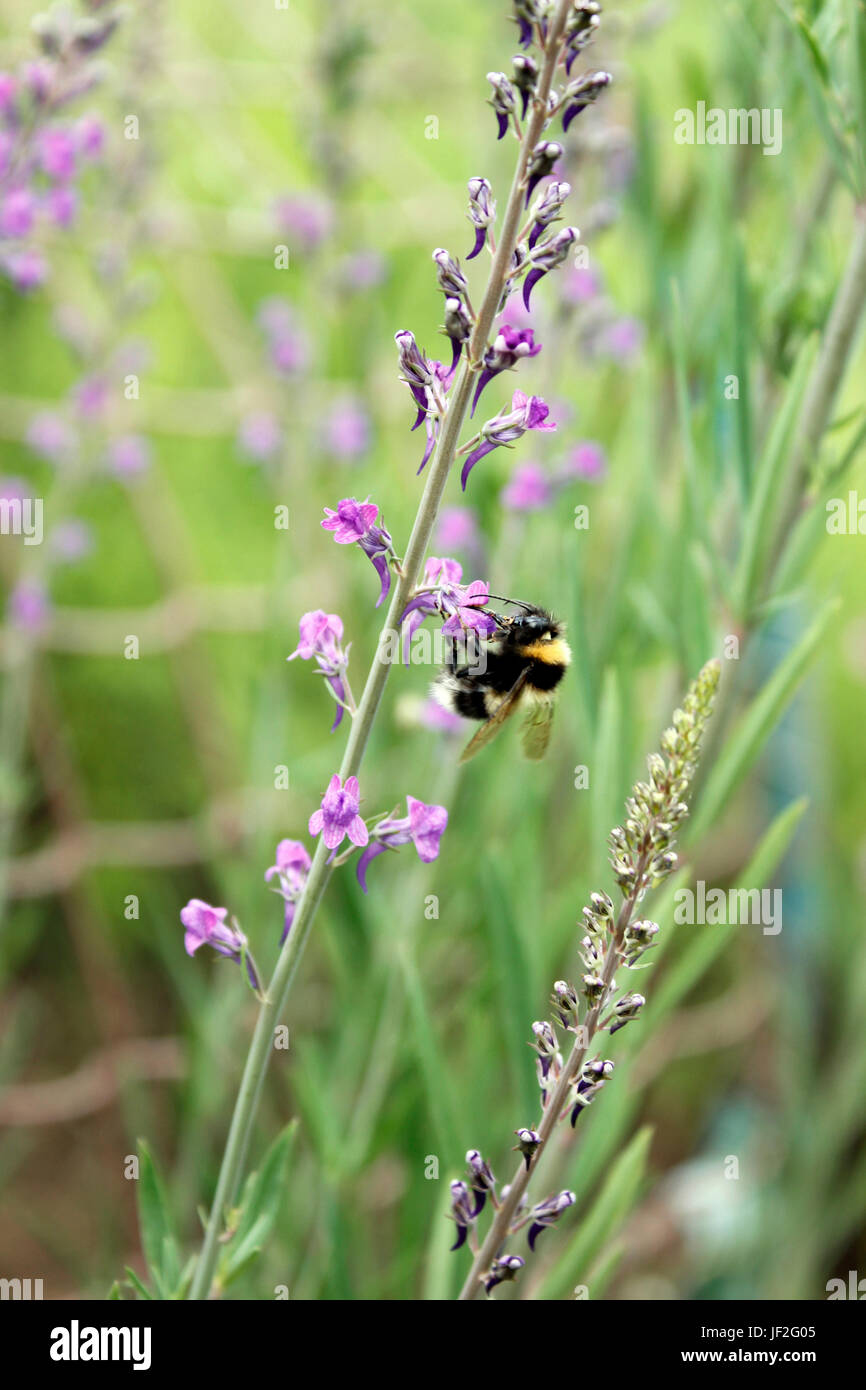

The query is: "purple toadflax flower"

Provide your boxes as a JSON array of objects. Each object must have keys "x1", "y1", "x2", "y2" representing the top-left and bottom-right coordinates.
[
  {"x1": 466, "y1": 176, "x2": 495, "y2": 260},
  {"x1": 288, "y1": 609, "x2": 352, "y2": 732},
  {"x1": 265, "y1": 839, "x2": 311, "y2": 943},
  {"x1": 560, "y1": 70, "x2": 612, "y2": 132},
  {"x1": 399, "y1": 557, "x2": 497, "y2": 662},
  {"x1": 487, "y1": 71, "x2": 517, "y2": 140},
  {"x1": 526, "y1": 1190, "x2": 576, "y2": 1251},
  {"x1": 356, "y1": 795, "x2": 448, "y2": 892},
  {"x1": 321, "y1": 498, "x2": 395, "y2": 607},
  {"x1": 395, "y1": 331, "x2": 453, "y2": 471},
  {"x1": 524, "y1": 140, "x2": 563, "y2": 206},
  {"x1": 309, "y1": 774, "x2": 369, "y2": 852},
  {"x1": 460, "y1": 388, "x2": 556, "y2": 490},
  {"x1": 471, "y1": 324, "x2": 541, "y2": 416},
  {"x1": 569, "y1": 1057, "x2": 614, "y2": 1126},
  {"x1": 483, "y1": 1255, "x2": 525, "y2": 1296},
  {"x1": 522, "y1": 226, "x2": 580, "y2": 310},
  {"x1": 448, "y1": 1181, "x2": 477, "y2": 1251},
  {"x1": 180, "y1": 898, "x2": 260, "y2": 991}
]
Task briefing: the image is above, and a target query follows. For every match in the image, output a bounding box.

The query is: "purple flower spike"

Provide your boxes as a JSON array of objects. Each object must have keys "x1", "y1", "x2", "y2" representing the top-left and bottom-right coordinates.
[
  {"x1": 461, "y1": 389, "x2": 556, "y2": 490},
  {"x1": 309, "y1": 774, "x2": 369, "y2": 852},
  {"x1": 180, "y1": 898, "x2": 259, "y2": 990},
  {"x1": 356, "y1": 794, "x2": 448, "y2": 892},
  {"x1": 471, "y1": 324, "x2": 541, "y2": 416}
]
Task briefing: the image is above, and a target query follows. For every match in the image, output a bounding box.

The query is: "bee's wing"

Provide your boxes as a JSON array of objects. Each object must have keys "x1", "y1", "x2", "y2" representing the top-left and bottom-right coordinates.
[
  {"x1": 458, "y1": 669, "x2": 530, "y2": 763},
  {"x1": 521, "y1": 699, "x2": 554, "y2": 761}
]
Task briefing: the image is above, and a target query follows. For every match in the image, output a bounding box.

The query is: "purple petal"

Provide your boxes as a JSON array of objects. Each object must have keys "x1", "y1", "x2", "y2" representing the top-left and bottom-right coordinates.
[
  {"x1": 356, "y1": 841, "x2": 388, "y2": 893},
  {"x1": 466, "y1": 225, "x2": 486, "y2": 261},
  {"x1": 523, "y1": 266, "x2": 545, "y2": 310},
  {"x1": 470, "y1": 367, "x2": 496, "y2": 418},
  {"x1": 450, "y1": 1224, "x2": 469, "y2": 1252},
  {"x1": 460, "y1": 439, "x2": 497, "y2": 491},
  {"x1": 495, "y1": 111, "x2": 509, "y2": 140}
]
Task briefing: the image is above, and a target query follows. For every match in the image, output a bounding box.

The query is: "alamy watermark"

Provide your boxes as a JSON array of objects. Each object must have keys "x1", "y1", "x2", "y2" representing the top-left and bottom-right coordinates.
[
  {"x1": 674, "y1": 882, "x2": 782, "y2": 936},
  {"x1": 0, "y1": 496, "x2": 43, "y2": 545},
  {"x1": 674, "y1": 102, "x2": 783, "y2": 157}
]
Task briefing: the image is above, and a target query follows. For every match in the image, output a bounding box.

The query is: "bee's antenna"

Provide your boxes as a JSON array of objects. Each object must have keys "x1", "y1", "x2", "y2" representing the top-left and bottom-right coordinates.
[{"x1": 483, "y1": 594, "x2": 535, "y2": 611}]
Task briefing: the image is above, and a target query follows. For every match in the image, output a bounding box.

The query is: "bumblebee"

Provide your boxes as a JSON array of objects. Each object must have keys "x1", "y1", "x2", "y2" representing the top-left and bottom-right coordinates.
[{"x1": 433, "y1": 598, "x2": 571, "y2": 762}]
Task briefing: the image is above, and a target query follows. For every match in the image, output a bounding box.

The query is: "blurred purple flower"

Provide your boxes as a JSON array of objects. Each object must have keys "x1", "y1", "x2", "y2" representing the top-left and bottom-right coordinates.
[
  {"x1": 599, "y1": 316, "x2": 644, "y2": 362},
  {"x1": 309, "y1": 774, "x2": 369, "y2": 852},
  {"x1": 501, "y1": 461, "x2": 552, "y2": 511},
  {"x1": 273, "y1": 194, "x2": 334, "y2": 252},
  {"x1": 75, "y1": 114, "x2": 105, "y2": 158},
  {"x1": 7, "y1": 580, "x2": 49, "y2": 631},
  {"x1": 435, "y1": 505, "x2": 480, "y2": 557},
  {"x1": 323, "y1": 395, "x2": 369, "y2": 461},
  {"x1": 0, "y1": 72, "x2": 17, "y2": 114},
  {"x1": 73, "y1": 374, "x2": 108, "y2": 419},
  {"x1": 0, "y1": 477, "x2": 26, "y2": 503},
  {"x1": 562, "y1": 265, "x2": 601, "y2": 304},
  {"x1": 237, "y1": 411, "x2": 282, "y2": 462},
  {"x1": 340, "y1": 249, "x2": 387, "y2": 290},
  {"x1": 562, "y1": 440, "x2": 607, "y2": 482},
  {"x1": 46, "y1": 185, "x2": 77, "y2": 228},
  {"x1": 50, "y1": 519, "x2": 92, "y2": 562},
  {"x1": 4, "y1": 248, "x2": 46, "y2": 290},
  {"x1": 26, "y1": 411, "x2": 76, "y2": 463},
  {"x1": 420, "y1": 698, "x2": 464, "y2": 734},
  {"x1": 108, "y1": 434, "x2": 151, "y2": 478},
  {"x1": 40, "y1": 127, "x2": 76, "y2": 181},
  {"x1": 0, "y1": 188, "x2": 36, "y2": 238}
]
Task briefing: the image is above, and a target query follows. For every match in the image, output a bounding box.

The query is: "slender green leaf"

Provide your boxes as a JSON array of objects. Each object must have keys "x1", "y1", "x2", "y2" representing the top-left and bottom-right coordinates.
[
  {"x1": 732, "y1": 335, "x2": 817, "y2": 617},
  {"x1": 135, "y1": 1140, "x2": 178, "y2": 1299},
  {"x1": 690, "y1": 601, "x2": 837, "y2": 841},
  {"x1": 535, "y1": 1127, "x2": 652, "y2": 1298}
]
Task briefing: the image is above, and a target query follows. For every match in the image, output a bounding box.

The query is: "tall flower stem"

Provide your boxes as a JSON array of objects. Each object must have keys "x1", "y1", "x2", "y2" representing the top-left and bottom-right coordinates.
[
  {"x1": 456, "y1": 859, "x2": 647, "y2": 1302},
  {"x1": 188, "y1": 0, "x2": 578, "y2": 1301}
]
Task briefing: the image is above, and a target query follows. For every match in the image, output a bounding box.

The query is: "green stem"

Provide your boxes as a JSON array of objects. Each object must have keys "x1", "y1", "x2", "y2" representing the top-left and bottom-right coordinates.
[{"x1": 187, "y1": 0, "x2": 576, "y2": 1300}]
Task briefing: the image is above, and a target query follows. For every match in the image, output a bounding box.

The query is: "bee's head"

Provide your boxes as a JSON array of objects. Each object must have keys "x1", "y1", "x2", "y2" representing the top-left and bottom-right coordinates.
[{"x1": 493, "y1": 607, "x2": 561, "y2": 645}]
